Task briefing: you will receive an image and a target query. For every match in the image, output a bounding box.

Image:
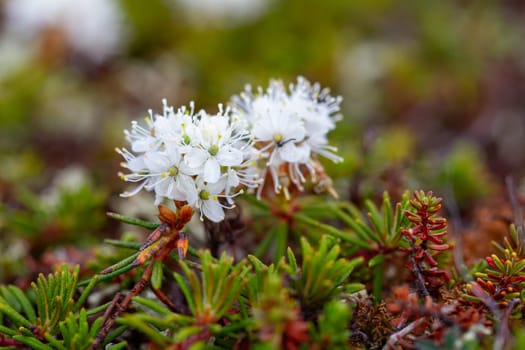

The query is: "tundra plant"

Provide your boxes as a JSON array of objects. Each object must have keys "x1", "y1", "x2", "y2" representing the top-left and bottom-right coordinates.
[{"x1": 117, "y1": 76, "x2": 343, "y2": 222}]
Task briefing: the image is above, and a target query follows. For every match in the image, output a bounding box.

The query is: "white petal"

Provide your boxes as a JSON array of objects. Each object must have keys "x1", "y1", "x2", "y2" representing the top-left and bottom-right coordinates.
[
  {"x1": 206, "y1": 176, "x2": 227, "y2": 194},
  {"x1": 144, "y1": 152, "x2": 168, "y2": 173},
  {"x1": 166, "y1": 145, "x2": 182, "y2": 164},
  {"x1": 295, "y1": 143, "x2": 311, "y2": 162},
  {"x1": 285, "y1": 123, "x2": 306, "y2": 142},
  {"x1": 131, "y1": 137, "x2": 155, "y2": 153},
  {"x1": 179, "y1": 160, "x2": 201, "y2": 176},
  {"x1": 226, "y1": 169, "x2": 240, "y2": 188},
  {"x1": 279, "y1": 142, "x2": 303, "y2": 162},
  {"x1": 179, "y1": 175, "x2": 198, "y2": 205},
  {"x1": 203, "y1": 157, "x2": 221, "y2": 183},
  {"x1": 154, "y1": 193, "x2": 164, "y2": 206},
  {"x1": 185, "y1": 148, "x2": 208, "y2": 169},
  {"x1": 216, "y1": 147, "x2": 243, "y2": 167},
  {"x1": 154, "y1": 177, "x2": 171, "y2": 197},
  {"x1": 127, "y1": 156, "x2": 146, "y2": 172},
  {"x1": 252, "y1": 120, "x2": 274, "y2": 141},
  {"x1": 201, "y1": 199, "x2": 225, "y2": 222}
]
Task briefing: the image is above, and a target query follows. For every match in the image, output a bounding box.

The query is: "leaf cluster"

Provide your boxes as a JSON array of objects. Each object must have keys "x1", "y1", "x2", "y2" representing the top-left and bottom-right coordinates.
[
  {"x1": 1, "y1": 190, "x2": 525, "y2": 349},
  {"x1": 0, "y1": 265, "x2": 109, "y2": 349},
  {"x1": 113, "y1": 235, "x2": 362, "y2": 349},
  {"x1": 465, "y1": 224, "x2": 525, "y2": 316}
]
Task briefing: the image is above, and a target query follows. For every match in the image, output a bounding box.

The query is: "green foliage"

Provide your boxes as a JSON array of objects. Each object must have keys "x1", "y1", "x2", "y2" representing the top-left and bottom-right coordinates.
[
  {"x1": 336, "y1": 191, "x2": 411, "y2": 250},
  {"x1": 31, "y1": 265, "x2": 79, "y2": 335},
  {"x1": 245, "y1": 192, "x2": 371, "y2": 261},
  {"x1": 329, "y1": 191, "x2": 411, "y2": 300},
  {"x1": 97, "y1": 232, "x2": 364, "y2": 349},
  {"x1": 0, "y1": 188, "x2": 514, "y2": 349},
  {"x1": 312, "y1": 300, "x2": 352, "y2": 349},
  {"x1": 175, "y1": 250, "x2": 250, "y2": 325},
  {"x1": 3, "y1": 177, "x2": 106, "y2": 253},
  {"x1": 249, "y1": 268, "x2": 306, "y2": 349},
  {"x1": 115, "y1": 250, "x2": 251, "y2": 348},
  {"x1": 0, "y1": 265, "x2": 102, "y2": 349},
  {"x1": 56, "y1": 309, "x2": 103, "y2": 350},
  {"x1": 288, "y1": 236, "x2": 362, "y2": 308}
]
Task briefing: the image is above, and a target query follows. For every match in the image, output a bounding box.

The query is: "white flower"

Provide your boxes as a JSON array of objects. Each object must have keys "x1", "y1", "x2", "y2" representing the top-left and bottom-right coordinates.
[
  {"x1": 289, "y1": 77, "x2": 343, "y2": 163},
  {"x1": 153, "y1": 100, "x2": 202, "y2": 153},
  {"x1": 142, "y1": 146, "x2": 198, "y2": 206},
  {"x1": 125, "y1": 116, "x2": 160, "y2": 153},
  {"x1": 252, "y1": 106, "x2": 309, "y2": 163},
  {"x1": 230, "y1": 76, "x2": 343, "y2": 197},
  {"x1": 185, "y1": 110, "x2": 245, "y2": 183},
  {"x1": 195, "y1": 177, "x2": 228, "y2": 222},
  {"x1": 119, "y1": 100, "x2": 257, "y2": 222}
]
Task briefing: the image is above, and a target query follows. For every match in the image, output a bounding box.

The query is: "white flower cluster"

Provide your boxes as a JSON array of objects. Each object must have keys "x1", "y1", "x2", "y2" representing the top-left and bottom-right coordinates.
[
  {"x1": 231, "y1": 76, "x2": 343, "y2": 197},
  {"x1": 118, "y1": 77, "x2": 343, "y2": 222},
  {"x1": 118, "y1": 101, "x2": 255, "y2": 222}
]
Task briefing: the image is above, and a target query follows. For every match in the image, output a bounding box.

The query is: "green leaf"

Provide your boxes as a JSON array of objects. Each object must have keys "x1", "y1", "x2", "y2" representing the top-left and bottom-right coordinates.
[
  {"x1": 44, "y1": 332, "x2": 67, "y2": 350},
  {"x1": 88, "y1": 317, "x2": 104, "y2": 340},
  {"x1": 334, "y1": 207, "x2": 374, "y2": 242},
  {"x1": 368, "y1": 254, "x2": 385, "y2": 268},
  {"x1": 214, "y1": 319, "x2": 253, "y2": 336},
  {"x1": 0, "y1": 286, "x2": 20, "y2": 311},
  {"x1": 78, "y1": 255, "x2": 139, "y2": 288},
  {"x1": 173, "y1": 326, "x2": 203, "y2": 343},
  {"x1": 0, "y1": 324, "x2": 19, "y2": 337},
  {"x1": 133, "y1": 296, "x2": 171, "y2": 316},
  {"x1": 293, "y1": 236, "x2": 362, "y2": 307},
  {"x1": 287, "y1": 247, "x2": 298, "y2": 274},
  {"x1": 254, "y1": 225, "x2": 278, "y2": 259},
  {"x1": 74, "y1": 275, "x2": 99, "y2": 312},
  {"x1": 294, "y1": 213, "x2": 369, "y2": 249},
  {"x1": 106, "y1": 342, "x2": 128, "y2": 350},
  {"x1": 365, "y1": 199, "x2": 386, "y2": 245},
  {"x1": 372, "y1": 265, "x2": 384, "y2": 301},
  {"x1": 78, "y1": 309, "x2": 89, "y2": 342},
  {"x1": 415, "y1": 339, "x2": 442, "y2": 350},
  {"x1": 106, "y1": 212, "x2": 159, "y2": 229},
  {"x1": 117, "y1": 315, "x2": 169, "y2": 346},
  {"x1": 274, "y1": 221, "x2": 289, "y2": 263},
  {"x1": 315, "y1": 300, "x2": 351, "y2": 349},
  {"x1": 12, "y1": 335, "x2": 51, "y2": 350},
  {"x1": 382, "y1": 192, "x2": 394, "y2": 236},
  {"x1": 7, "y1": 286, "x2": 36, "y2": 323},
  {"x1": 0, "y1": 299, "x2": 31, "y2": 327},
  {"x1": 346, "y1": 283, "x2": 365, "y2": 294},
  {"x1": 247, "y1": 255, "x2": 267, "y2": 274},
  {"x1": 151, "y1": 260, "x2": 164, "y2": 290},
  {"x1": 103, "y1": 325, "x2": 128, "y2": 346},
  {"x1": 103, "y1": 239, "x2": 142, "y2": 250},
  {"x1": 174, "y1": 272, "x2": 196, "y2": 315}
]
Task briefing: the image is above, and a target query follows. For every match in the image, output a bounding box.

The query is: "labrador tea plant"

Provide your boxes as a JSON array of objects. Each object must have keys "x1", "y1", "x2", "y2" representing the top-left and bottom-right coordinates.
[{"x1": 1, "y1": 77, "x2": 524, "y2": 349}]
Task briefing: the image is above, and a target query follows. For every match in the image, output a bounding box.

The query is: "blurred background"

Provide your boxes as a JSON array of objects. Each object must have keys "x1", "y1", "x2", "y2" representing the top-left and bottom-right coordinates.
[{"x1": 1, "y1": 0, "x2": 525, "y2": 282}]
